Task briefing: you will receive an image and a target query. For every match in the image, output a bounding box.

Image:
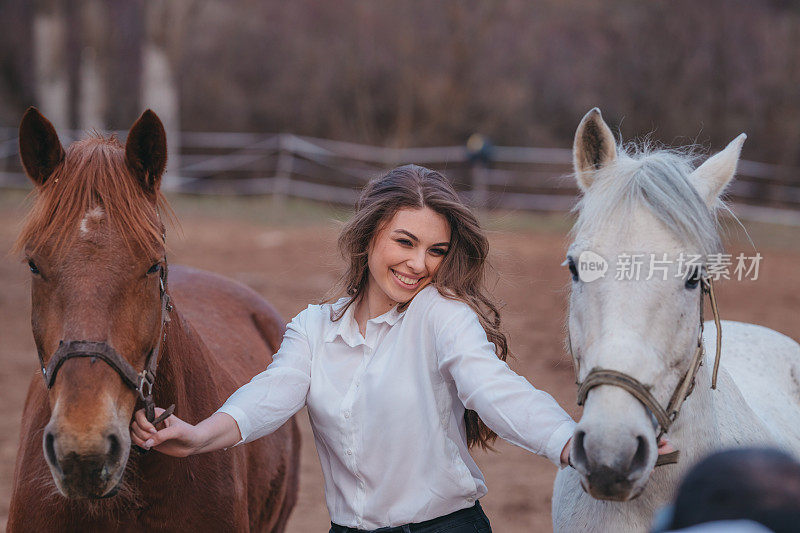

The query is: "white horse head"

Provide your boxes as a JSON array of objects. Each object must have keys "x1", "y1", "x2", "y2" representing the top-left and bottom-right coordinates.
[{"x1": 566, "y1": 108, "x2": 746, "y2": 501}]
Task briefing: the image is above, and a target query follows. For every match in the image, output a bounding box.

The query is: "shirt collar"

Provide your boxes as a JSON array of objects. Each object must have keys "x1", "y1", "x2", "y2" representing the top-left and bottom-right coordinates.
[
  {"x1": 325, "y1": 298, "x2": 406, "y2": 347},
  {"x1": 370, "y1": 305, "x2": 405, "y2": 326}
]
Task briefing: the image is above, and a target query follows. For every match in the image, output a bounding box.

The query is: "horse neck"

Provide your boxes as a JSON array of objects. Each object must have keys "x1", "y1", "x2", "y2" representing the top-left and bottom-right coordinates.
[
  {"x1": 666, "y1": 355, "x2": 721, "y2": 462},
  {"x1": 152, "y1": 304, "x2": 221, "y2": 422},
  {"x1": 127, "y1": 304, "x2": 224, "y2": 484}
]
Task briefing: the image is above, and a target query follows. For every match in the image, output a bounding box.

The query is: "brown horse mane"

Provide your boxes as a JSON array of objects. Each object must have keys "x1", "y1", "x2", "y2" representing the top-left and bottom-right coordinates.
[{"x1": 13, "y1": 133, "x2": 171, "y2": 257}]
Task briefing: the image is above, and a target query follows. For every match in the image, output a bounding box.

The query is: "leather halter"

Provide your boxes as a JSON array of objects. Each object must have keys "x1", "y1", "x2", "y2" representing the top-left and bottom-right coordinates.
[
  {"x1": 37, "y1": 245, "x2": 175, "y2": 427},
  {"x1": 571, "y1": 274, "x2": 722, "y2": 466}
]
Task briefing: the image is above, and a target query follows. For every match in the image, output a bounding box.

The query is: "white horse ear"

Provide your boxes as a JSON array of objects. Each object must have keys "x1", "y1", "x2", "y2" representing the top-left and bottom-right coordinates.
[
  {"x1": 573, "y1": 108, "x2": 617, "y2": 191},
  {"x1": 690, "y1": 133, "x2": 747, "y2": 206}
]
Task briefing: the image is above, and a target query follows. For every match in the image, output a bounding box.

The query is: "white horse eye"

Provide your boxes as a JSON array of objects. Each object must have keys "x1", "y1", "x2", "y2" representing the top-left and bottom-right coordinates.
[
  {"x1": 684, "y1": 267, "x2": 701, "y2": 289},
  {"x1": 564, "y1": 257, "x2": 579, "y2": 282}
]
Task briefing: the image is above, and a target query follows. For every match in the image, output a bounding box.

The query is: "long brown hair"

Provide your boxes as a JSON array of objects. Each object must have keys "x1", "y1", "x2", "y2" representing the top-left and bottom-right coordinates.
[{"x1": 328, "y1": 164, "x2": 508, "y2": 450}]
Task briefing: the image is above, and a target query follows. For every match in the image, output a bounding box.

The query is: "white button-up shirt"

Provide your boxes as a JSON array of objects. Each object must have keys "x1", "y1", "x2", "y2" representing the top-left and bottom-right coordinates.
[{"x1": 216, "y1": 285, "x2": 575, "y2": 530}]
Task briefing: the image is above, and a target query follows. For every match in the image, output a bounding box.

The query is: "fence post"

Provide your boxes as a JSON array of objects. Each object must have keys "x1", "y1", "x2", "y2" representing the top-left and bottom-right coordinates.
[
  {"x1": 467, "y1": 133, "x2": 493, "y2": 209},
  {"x1": 471, "y1": 164, "x2": 488, "y2": 209},
  {"x1": 272, "y1": 134, "x2": 294, "y2": 211}
]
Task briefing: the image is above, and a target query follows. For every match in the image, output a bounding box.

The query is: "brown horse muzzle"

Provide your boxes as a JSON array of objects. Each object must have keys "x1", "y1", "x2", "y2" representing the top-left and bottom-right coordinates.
[
  {"x1": 43, "y1": 422, "x2": 128, "y2": 499},
  {"x1": 43, "y1": 412, "x2": 131, "y2": 499},
  {"x1": 41, "y1": 341, "x2": 137, "y2": 499}
]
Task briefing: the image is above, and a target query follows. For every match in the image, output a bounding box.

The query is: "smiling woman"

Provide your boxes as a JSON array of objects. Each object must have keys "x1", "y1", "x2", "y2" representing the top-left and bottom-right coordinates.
[
  {"x1": 132, "y1": 164, "x2": 577, "y2": 533},
  {"x1": 362, "y1": 208, "x2": 450, "y2": 330}
]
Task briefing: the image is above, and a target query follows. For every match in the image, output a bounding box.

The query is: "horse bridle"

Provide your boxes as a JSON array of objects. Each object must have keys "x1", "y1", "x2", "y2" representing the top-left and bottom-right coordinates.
[
  {"x1": 37, "y1": 237, "x2": 175, "y2": 427},
  {"x1": 569, "y1": 273, "x2": 722, "y2": 466}
]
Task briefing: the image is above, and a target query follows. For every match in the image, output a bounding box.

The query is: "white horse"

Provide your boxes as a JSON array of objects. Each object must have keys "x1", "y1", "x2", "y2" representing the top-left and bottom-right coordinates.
[{"x1": 552, "y1": 109, "x2": 800, "y2": 532}]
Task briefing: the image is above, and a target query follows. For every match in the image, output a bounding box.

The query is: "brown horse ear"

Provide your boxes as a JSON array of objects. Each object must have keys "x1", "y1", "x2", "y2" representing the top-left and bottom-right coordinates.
[
  {"x1": 125, "y1": 109, "x2": 167, "y2": 194},
  {"x1": 19, "y1": 107, "x2": 65, "y2": 187}
]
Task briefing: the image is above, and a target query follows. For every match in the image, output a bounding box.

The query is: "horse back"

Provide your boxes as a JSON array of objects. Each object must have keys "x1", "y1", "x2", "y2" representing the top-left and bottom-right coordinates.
[{"x1": 707, "y1": 320, "x2": 800, "y2": 451}]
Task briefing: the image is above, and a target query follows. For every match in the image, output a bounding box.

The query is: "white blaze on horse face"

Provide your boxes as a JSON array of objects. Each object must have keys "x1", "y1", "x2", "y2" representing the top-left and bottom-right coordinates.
[{"x1": 79, "y1": 206, "x2": 105, "y2": 237}]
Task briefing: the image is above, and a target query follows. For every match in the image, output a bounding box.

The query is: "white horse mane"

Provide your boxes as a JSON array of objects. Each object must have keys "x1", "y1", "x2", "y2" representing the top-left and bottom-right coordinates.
[{"x1": 571, "y1": 145, "x2": 723, "y2": 257}]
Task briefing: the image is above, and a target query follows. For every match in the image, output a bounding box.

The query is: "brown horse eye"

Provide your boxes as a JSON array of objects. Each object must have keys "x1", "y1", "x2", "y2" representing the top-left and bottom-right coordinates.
[
  {"x1": 147, "y1": 263, "x2": 161, "y2": 275},
  {"x1": 28, "y1": 260, "x2": 40, "y2": 275}
]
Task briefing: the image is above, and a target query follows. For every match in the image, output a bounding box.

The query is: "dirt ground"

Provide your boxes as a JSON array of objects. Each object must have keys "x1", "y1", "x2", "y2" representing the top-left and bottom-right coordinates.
[{"x1": 1, "y1": 192, "x2": 798, "y2": 532}]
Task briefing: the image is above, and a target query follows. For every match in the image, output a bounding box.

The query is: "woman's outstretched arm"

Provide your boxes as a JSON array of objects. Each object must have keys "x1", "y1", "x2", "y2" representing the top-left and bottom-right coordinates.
[
  {"x1": 130, "y1": 305, "x2": 315, "y2": 456},
  {"x1": 433, "y1": 299, "x2": 675, "y2": 467},
  {"x1": 433, "y1": 299, "x2": 576, "y2": 466}
]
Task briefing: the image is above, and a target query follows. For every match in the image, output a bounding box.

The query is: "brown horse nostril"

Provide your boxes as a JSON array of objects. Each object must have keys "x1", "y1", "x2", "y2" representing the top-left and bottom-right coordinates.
[
  {"x1": 106, "y1": 433, "x2": 121, "y2": 464},
  {"x1": 44, "y1": 431, "x2": 61, "y2": 473}
]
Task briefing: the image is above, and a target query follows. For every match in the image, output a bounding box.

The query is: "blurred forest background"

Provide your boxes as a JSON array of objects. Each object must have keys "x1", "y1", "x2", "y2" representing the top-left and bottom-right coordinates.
[{"x1": 1, "y1": 0, "x2": 799, "y2": 166}]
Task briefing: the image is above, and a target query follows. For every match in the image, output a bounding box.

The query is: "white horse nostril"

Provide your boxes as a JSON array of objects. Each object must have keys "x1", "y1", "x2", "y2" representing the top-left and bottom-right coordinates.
[
  {"x1": 628, "y1": 435, "x2": 650, "y2": 475},
  {"x1": 571, "y1": 430, "x2": 589, "y2": 472}
]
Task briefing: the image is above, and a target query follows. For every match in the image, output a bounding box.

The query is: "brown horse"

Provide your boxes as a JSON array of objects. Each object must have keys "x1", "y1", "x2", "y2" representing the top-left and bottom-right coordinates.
[{"x1": 8, "y1": 108, "x2": 300, "y2": 531}]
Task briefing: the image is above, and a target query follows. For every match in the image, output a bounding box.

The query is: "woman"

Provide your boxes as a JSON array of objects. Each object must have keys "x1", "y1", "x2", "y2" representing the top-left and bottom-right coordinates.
[{"x1": 131, "y1": 165, "x2": 576, "y2": 532}]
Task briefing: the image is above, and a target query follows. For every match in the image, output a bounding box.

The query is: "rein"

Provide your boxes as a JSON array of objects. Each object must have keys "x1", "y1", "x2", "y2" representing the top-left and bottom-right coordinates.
[
  {"x1": 571, "y1": 274, "x2": 722, "y2": 466},
  {"x1": 37, "y1": 238, "x2": 175, "y2": 428}
]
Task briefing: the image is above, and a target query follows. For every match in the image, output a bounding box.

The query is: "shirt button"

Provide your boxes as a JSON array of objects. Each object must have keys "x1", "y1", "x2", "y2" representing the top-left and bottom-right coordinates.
[
  {"x1": 346, "y1": 449, "x2": 353, "y2": 455},
  {"x1": 344, "y1": 410, "x2": 351, "y2": 419},
  {"x1": 359, "y1": 481, "x2": 365, "y2": 488},
  {"x1": 466, "y1": 497, "x2": 475, "y2": 503}
]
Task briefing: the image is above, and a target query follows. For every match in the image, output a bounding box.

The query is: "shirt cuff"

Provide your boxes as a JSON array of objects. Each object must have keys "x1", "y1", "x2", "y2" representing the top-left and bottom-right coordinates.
[
  {"x1": 215, "y1": 404, "x2": 249, "y2": 448},
  {"x1": 544, "y1": 419, "x2": 576, "y2": 467}
]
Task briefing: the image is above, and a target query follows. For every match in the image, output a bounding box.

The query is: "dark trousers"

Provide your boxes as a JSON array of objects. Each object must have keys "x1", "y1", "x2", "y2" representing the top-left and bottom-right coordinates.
[{"x1": 329, "y1": 501, "x2": 492, "y2": 533}]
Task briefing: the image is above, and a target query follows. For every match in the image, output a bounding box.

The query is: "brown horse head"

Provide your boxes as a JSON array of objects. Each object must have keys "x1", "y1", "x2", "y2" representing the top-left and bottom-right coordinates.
[{"x1": 15, "y1": 108, "x2": 169, "y2": 499}]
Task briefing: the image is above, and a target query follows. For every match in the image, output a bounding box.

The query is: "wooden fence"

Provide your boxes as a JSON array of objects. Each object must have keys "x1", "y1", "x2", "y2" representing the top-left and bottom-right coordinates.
[{"x1": 1, "y1": 128, "x2": 798, "y2": 225}]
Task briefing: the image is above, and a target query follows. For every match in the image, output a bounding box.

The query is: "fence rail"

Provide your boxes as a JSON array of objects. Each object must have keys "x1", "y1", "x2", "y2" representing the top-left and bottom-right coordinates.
[{"x1": 1, "y1": 129, "x2": 798, "y2": 225}]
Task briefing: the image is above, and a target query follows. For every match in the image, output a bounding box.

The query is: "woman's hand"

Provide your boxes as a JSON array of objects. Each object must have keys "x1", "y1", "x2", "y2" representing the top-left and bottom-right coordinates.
[
  {"x1": 130, "y1": 407, "x2": 200, "y2": 457},
  {"x1": 657, "y1": 436, "x2": 676, "y2": 456},
  {"x1": 130, "y1": 408, "x2": 243, "y2": 456},
  {"x1": 560, "y1": 437, "x2": 572, "y2": 467}
]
